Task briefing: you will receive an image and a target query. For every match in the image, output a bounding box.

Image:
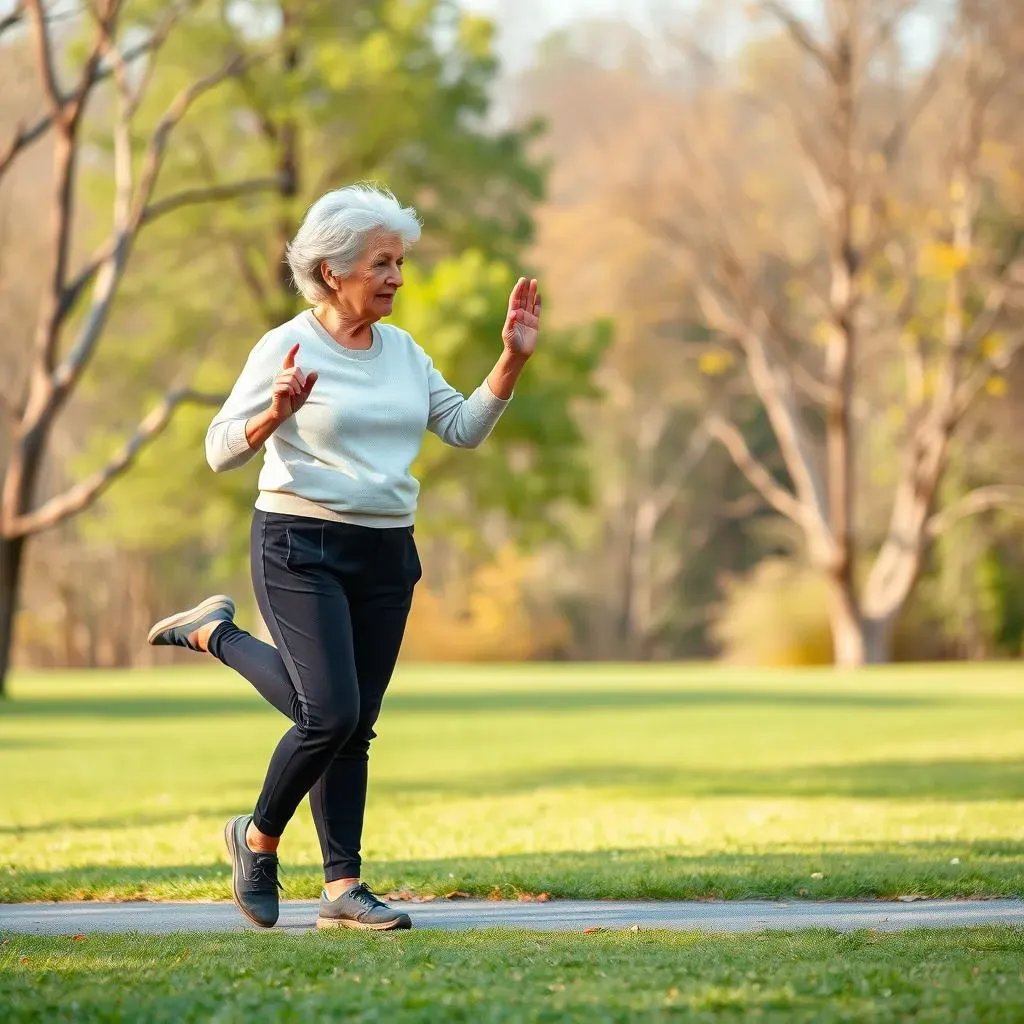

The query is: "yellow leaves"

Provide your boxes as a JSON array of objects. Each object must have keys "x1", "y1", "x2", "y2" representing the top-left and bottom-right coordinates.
[
  {"x1": 918, "y1": 242, "x2": 970, "y2": 280},
  {"x1": 949, "y1": 178, "x2": 967, "y2": 203},
  {"x1": 698, "y1": 350, "x2": 735, "y2": 376},
  {"x1": 457, "y1": 15, "x2": 494, "y2": 58},
  {"x1": 811, "y1": 322, "x2": 833, "y2": 347},
  {"x1": 985, "y1": 376, "x2": 1008, "y2": 398},
  {"x1": 360, "y1": 31, "x2": 400, "y2": 77},
  {"x1": 980, "y1": 333, "x2": 1006, "y2": 361},
  {"x1": 402, "y1": 545, "x2": 569, "y2": 662}
]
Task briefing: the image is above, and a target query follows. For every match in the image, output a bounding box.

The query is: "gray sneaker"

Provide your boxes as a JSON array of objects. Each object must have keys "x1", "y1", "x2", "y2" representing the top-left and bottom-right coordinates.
[
  {"x1": 316, "y1": 883, "x2": 412, "y2": 931},
  {"x1": 223, "y1": 815, "x2": 282, "y2": 928},
  {"x1": 147, "y1": 595, "x2": 235, "y2": 651}
]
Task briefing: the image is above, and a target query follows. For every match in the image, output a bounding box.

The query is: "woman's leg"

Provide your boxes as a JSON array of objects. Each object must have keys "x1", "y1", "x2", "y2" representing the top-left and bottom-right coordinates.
[
  {"x1": 309, "y1": 526, "x2": 421, "y2": 888},
  {"x1": 206, "y1": 623, "x2": 300, "y2": 722},
  {"x1": 246, "y1": 511, "x2": 362, "y2": 841},
  {"x1": 309, "y1": 581, "x2": 414, "y2": 887}
]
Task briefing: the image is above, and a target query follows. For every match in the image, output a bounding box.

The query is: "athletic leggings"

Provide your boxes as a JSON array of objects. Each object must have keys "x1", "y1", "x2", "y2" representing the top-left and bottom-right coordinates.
[{"x1": 208, "y1": 510, "x2": 420, "y2": 881}]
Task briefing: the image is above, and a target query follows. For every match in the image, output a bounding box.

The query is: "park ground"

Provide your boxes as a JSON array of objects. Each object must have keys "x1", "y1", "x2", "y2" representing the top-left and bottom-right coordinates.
[{"x1": 1, "y1": 663, "x2": 1023, "y2": 1020}]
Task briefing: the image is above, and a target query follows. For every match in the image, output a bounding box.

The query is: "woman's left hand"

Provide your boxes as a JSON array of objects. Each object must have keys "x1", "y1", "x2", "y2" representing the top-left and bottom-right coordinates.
[{"x1": 502, "y1": 277, "x2": 541, "y2": 358}]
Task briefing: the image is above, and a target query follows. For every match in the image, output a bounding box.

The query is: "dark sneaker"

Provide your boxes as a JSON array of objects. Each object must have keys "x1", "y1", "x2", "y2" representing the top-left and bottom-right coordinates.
[
  {"x1": 223, "y1": 815, "x2": 281, "y2": 928},
  {"x1": 147, "y1": 595, "x2": 235, "y2": 651},
  {"x1": 316, "y1": 883, "x2": 412, "y2": 931}
]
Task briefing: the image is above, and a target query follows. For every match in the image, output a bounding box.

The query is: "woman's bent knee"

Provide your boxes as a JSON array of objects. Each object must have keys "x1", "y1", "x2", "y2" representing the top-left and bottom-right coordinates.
[{"x1": 303, "y1": 702, "x2": 359, "y2": 747}]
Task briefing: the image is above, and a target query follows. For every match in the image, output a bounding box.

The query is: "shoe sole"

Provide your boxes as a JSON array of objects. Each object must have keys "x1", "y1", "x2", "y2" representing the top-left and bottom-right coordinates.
[
  {"x1": 147, "y1": 595, "x2": 235, "y2": 646},
  {"x1": 224, "y1": 816, "x2": 277, "y2": 929},
  {"x1": 316, "y1": 915, "x2": 412, "y2": 931}
]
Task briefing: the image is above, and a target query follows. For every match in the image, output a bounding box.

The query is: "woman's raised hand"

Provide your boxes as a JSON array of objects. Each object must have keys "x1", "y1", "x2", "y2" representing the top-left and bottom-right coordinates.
[{"x1": 270, "y1": 344, "x2": 318, "y2": 423}]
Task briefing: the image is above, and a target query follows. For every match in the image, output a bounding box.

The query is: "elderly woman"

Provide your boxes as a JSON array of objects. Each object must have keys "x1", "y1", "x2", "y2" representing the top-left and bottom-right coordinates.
[{"x1": 146, "y1": 183, "x2": 540, "y2": 931}]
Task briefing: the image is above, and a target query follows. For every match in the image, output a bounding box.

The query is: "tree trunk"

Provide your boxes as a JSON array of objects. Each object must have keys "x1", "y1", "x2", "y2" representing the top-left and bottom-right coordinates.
[
  {"x1": 861, "y1": 617, "x2": 892, "y2": 666},
  {"x1": 0, "y1": 534, "x2": 27, "y2": 696},
  {"x1": 623, "y1": 495, "x2": 658, "y2": 660},
  {"x1": 827, "y1": 574, "x2": 895, "y2": 667}
]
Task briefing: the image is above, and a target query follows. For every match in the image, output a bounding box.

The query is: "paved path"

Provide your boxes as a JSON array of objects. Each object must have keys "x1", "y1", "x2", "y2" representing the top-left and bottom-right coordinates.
[{"x1": 2, "y1": 899, "x2": 1021, "y2": 935}]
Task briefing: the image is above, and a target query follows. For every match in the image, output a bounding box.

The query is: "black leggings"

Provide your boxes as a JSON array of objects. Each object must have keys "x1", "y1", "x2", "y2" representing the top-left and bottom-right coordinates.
[{"x1": 208, "y1": 510, "x2": 420, "y2": 881}]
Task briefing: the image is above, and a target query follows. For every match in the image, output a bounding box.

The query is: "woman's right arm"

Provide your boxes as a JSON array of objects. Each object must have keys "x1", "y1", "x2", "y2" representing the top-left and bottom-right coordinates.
[{"x1": 205, "y1": 339, "x2": 317, "y2": 473}]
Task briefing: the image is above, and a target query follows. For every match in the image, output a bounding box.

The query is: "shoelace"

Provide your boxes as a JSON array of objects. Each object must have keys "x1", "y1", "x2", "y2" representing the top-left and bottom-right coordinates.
[
  {"x1": 349, "y1": 882, "x2": 386, "y2": 910},
  {"x1": 251, "y1": 855, "x2": 283, "y2": 892}
]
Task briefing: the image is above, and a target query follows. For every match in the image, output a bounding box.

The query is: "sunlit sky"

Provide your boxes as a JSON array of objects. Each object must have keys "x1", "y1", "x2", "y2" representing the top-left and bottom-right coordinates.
[
  {"x1": 459, "y1": 0, "x2": 939, "y2": 75},
  {"x1": 459, "y1": 0, "x2": 658, "y2": 71}
]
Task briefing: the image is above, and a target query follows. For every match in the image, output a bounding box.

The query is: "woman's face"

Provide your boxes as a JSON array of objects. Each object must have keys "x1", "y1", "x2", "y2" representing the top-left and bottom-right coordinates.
[{"x1": 326, "y1": 230, "x2": 404, "y2": 321}]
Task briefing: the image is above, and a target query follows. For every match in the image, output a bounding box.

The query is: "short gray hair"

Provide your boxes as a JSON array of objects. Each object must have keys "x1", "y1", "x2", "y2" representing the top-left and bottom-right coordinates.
[{"x1": 285, "y1": 183, "x2": 422, "y2": 303}]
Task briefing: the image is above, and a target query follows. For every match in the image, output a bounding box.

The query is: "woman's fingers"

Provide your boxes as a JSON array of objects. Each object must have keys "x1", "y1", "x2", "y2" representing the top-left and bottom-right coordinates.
[
  {"x1": 508, "y1": 277, "x2": 526, "y2": 312},
  {"x1": 303, "y1": 371, "x2": 319, "y2": 395},
  {"x1": 526, "y1": 279, "x2": 538, "y2": 312}
]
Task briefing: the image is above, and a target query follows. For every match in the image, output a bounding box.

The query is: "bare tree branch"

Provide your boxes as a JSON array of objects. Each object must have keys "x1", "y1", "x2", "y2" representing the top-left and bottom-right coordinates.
[
  {"x1": 3, "y1": 389, "x2": 226, "y2": 538},
  {"x1": 142, "y1": 178, "x2": 281, "y2": 224},
  {"x1": 0, "y1": 1, "x2": 25, "y2": 39},
  {"x1": 694, "y1": 282, "x2": 830, "y2": 533},
  {"x1": 649, "y1": 422, "x2": 713, "y2": 520},
  {"x1": 51, "y1": 52, "x2": 251, "y2": 401},
  {"x1": 25, "y1": 0, "x2": 64, "y2": 121},
  {"x1": 0, "y1": 35, "x2": 160, "y2": 184},
  {"x1": 954, "y1": 330, "x2": 1024, "y2": 423},
  {"x1": 63, "y1": 0, "x2": 122, "y2": 130},
  {"x1": 60, "y1": 176, "x2": 282, "y2": 316},
  {"x1": 926, "y1": 485, "x2": 1024, "y2": 539},
  {"x1": 760, "y1": 1, "x2": 831, "y2": 72},
  {"x1": 705, "y1": 414, "x2": 808, "y2": 527}
]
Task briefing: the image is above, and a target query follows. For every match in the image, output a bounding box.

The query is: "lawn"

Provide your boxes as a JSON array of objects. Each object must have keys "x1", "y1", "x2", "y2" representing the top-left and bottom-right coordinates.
[
  {"x1": 1, "y1": 662, "x2": 1023, "y2": 903},
  {"x1": 3, "y1": 928, "x2": 1024, "y2": 1022}
]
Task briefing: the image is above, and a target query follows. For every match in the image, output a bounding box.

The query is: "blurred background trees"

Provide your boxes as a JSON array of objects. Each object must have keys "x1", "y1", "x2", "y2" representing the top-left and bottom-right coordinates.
[{"x1": 1, "y1": 0, "x2": 1022, "y2": 677}]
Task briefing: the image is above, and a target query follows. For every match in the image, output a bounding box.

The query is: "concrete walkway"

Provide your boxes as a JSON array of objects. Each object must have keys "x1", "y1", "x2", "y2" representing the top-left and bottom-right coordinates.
[{"x1": 2, "y1": 899, "x2": 1021, "y2": 935}]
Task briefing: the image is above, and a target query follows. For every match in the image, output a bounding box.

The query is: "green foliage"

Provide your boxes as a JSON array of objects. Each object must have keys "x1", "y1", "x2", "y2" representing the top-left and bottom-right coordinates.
[{"x1": 397, "y1": 251, "x2": 608, "y2": 545}]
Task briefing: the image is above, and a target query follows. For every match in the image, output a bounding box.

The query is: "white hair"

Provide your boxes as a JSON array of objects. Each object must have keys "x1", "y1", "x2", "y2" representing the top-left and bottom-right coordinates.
[{"x1": 284, "y1": 183, "x2": 422, "y2": 303}]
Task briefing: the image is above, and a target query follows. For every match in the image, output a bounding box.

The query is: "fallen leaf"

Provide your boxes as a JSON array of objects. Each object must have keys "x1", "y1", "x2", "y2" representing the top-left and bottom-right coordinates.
[
  {"x1": 798, "y1": 888, "x2": 809, "y2": 896},
  {"x1": 898, "y1": 895, "x2": 924, "y2": 902},
  {"x1": 487, "y1": 887, "x2": 504, "y2": 902},
  {"x1": 536, "y1": 892, "x2": 552, "y2": 903},
  {"x1": 71, "y1": 934, "x2": 87, "y2": 941},
  {"x1": 19, "y1": 957, "x2": 28, "y2": 965},
  {"x1": 444, "y1": 891, "x2": 472, "y2": 900},
  {"x1": 583, "y1": 927, "x2": 605, "y2": 935},
  {"x1": 810, "y1": 872, "x2": 824, "y2": 880}
]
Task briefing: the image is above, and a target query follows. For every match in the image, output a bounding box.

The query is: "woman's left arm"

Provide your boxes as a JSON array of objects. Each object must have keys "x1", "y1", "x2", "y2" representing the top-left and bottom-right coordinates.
[{"x1": 427, "y1": 277, "x2": 541, "y2": 448}]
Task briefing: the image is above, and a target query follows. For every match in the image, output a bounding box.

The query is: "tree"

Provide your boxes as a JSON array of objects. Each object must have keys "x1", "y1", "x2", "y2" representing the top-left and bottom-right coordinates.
[
  {"x1": 634, "y1": 0, "x2": 1024, "y2": 664},
  {"x1": 83, "y1": 0, "x2": 603, "y2": 616},
  {"x1": 0, "y1": 0, "x2": 279, "y2": 694},
  {"x1": 509, "y1": 21, "x2": 782, "y2": 660}
]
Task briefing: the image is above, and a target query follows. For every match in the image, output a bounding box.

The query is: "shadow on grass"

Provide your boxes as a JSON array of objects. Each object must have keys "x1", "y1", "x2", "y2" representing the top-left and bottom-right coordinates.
[
  {"x1": 0, "y1": 695, "x2": 270, "y2": 720},
  {"x1": 0, "y1": 805, "x2": 248, "y2": 838},
  {"x1": 0, "y1": 686, "x2": 968, "y2": 723},
  {"x1": 373, "y1": 757, "x2": 1024, "y2": 803},
  {"x1": 4, "y1": 840, "x2": 1022, "y2": 903}
]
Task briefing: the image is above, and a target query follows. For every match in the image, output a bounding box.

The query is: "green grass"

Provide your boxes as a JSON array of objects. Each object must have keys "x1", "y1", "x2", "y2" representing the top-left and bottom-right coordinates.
[
  {"x1": 3, "y1": 928, "x2": 1023, "y2": 1021},
  {"x1": 1, "y1": 663, "x2": 1023, "y2": 903}
]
